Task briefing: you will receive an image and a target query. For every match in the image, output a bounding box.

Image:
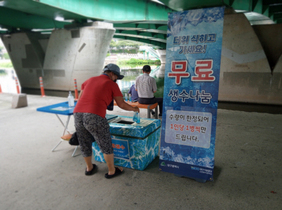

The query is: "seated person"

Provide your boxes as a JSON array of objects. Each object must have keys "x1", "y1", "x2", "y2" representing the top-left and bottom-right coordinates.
[
  {"x1": 128, "y1": 84, "x2": 139, "y2": 102},
  {"x1": 135, "y1": 65, "x2": 163, "y2": 116}
]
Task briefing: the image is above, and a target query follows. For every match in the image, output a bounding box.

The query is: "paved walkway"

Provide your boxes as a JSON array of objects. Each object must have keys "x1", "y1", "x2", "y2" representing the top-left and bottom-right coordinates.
[{"x1": 0, "y1": 93, "x2": 281, "y2": 210}]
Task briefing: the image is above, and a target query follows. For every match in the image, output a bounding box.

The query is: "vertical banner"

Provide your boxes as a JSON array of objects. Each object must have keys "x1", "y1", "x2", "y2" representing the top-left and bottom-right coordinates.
[{"x1": 159, "y1": 7, "x2": 225, "y2": 182}]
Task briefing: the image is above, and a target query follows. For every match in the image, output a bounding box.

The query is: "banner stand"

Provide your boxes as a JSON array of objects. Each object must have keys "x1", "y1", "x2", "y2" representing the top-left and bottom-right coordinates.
[{"x1": 159, "y1": 7, "x2": 225, "y2": 182}]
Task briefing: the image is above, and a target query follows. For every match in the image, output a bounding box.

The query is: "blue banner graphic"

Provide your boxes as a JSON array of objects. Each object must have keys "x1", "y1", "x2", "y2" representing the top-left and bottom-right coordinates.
[{"x1": 159, "y1": 7, "x2": 225, "y2": 182}]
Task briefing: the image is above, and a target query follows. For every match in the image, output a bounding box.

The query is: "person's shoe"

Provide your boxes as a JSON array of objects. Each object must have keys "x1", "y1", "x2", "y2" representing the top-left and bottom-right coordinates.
[
  {"x1": 159, "y1": 113, "x2": 162, "y2": 117},
  {"x1": 105, "y1": 167, "x2": 124, "y2": 179},
  {"x1": 85, "y1": 164, "x2": 97, "y2": 176}
]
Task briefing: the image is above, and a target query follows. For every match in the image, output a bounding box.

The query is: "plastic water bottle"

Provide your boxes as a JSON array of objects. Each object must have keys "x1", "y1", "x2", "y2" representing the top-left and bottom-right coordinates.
[
  {"x1": 129, "y1": 94, "x2": 132, "y2": 102},
  {"x1": 68, "y1": 91, "x2": 74, "y2": 107},
  {"x1": 125, "y1": 93, "x2": 128, "y2": 101},
  {"x1": 133, "y1": 112, "x2": 140, "y2": 124}
]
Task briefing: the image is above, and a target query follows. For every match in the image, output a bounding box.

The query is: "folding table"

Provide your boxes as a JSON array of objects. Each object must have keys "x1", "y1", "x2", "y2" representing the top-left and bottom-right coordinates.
[
  {"x1": 37, "y1": 101, "x2": 118, "y2": 157},
  {"x1": 37, "y1": 101, "x2": 78, "y2": 156}
]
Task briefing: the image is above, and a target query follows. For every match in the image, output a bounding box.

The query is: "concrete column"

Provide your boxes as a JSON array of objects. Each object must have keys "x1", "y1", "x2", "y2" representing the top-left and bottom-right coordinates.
[
  {"x1": 1, "y1": 32, "x2": 49, "y2": 91},
  {"x1": 1, "y1": 21, "x2": 115, "y2": 91},
  {"x1": 156, "y1": 64, "x2": 165, "y2": 78},
  {"x1": 274, "y1": 54, "x2": 282, "y2": 73},
  {"x1": 219, "y1": 12, "x2": 282, "y2": 105},
  {"x1": 157, "y1": 49, "x2": 166, "y2": 64},
  {"x1": 43, "y1": 22, "x2": 115, "y2": 91}
]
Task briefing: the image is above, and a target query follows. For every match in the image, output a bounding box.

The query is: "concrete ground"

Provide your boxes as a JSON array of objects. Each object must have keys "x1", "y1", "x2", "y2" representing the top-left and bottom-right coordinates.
[{"x1": 0, "y1": 93, "x2": 281, "y2": 210}]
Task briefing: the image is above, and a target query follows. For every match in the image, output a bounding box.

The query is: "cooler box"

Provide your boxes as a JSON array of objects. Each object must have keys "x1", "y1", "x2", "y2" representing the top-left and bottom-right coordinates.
[{"x1": 92, "y1": 115, "x2": 161, "y2": 170}]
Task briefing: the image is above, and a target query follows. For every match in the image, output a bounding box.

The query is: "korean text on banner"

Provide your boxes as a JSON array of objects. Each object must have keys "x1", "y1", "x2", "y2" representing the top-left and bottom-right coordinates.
[{"x1": 159, "y1": 7, "x2": 225, "y2": 182}]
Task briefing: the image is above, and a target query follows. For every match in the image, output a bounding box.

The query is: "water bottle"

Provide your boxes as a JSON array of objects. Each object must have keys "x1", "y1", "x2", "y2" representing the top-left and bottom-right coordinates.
[
  {"x1": 133, "y1": 111, "x2": 140, "y2": 124},
  {"x1": 68, "y1": 91, "x2": 74, "y2": 107},
  {"x1": 129, "y1": 94, "x2": 132, "y2": 102},
  {"x1": 124, "y1": 93, "x2": 128, "y2": 101}
]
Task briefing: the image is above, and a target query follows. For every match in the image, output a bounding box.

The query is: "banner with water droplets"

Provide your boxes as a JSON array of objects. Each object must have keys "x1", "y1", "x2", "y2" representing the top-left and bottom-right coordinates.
[{"x1": 159, "y1": 7, "x2": 225, "y2": 182}]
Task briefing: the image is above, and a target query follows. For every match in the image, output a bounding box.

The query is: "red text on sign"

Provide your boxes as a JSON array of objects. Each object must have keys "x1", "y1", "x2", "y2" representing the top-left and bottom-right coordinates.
[
  {"x1": 168, "y1": 61, "x2": 190, "y2": 85},
  {"x1": 192, "y1": 60, "x2": 215, "y2": 81}
]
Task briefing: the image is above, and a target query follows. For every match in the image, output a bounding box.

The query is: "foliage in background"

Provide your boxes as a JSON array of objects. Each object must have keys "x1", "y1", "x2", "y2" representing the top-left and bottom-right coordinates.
[
  {"x1": 0, "y1": 61, "x2": 13, "y2": 68},
  {"x1": 118, "y1": 58, "x2": 160, "y2": 66},
  {"x1": 3, "y1": 53, "x2": 10, "y2": 59},
  {"x1": 154, "y1": 77, "x2": 164, "y2": 98},
  {"x1": 109, "y1": 40, "x2": 143, "y2": 54},
  {"x1": 0, "y1": 45, "x2": 10, "y2": 60},
  {"x1": 110, "y1": 49, "x2": 139, "y2": 54},
  {"x1": 110, "y1": 40, "x2": 142, "y2": 48},
  {"x1": 0, "y1": 69, "x2": 7, "y2": 75},
  {"x1": 0, "y1": 46, "x2": 3, "y2": 59}
]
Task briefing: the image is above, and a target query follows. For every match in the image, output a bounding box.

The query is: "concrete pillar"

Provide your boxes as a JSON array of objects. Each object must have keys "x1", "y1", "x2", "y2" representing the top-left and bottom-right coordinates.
[
  {"x1": 218, "y1": 12, "x2": 282, "y2": 105},
  {"x1": 42, "y1": 22, "x2": 115, "y2": 91},
  {"x1": 155, "y1": 50, "x2": 166, "y2": 79},
  {"x1": 1, "y1": 32, "x2": 49, "y2": 92},
  {"x1": 274, "y1": 54, "x2": 282, "y2": 73},
  {"x1": 156, "y1": 64, "x2": 165, "y2": 78},
  {"x1": 1, "y1": 21, "x2": 115, "y2": 91},
  {"x1": 157, "y1": 49, "x2": 166, "y2": 64}
]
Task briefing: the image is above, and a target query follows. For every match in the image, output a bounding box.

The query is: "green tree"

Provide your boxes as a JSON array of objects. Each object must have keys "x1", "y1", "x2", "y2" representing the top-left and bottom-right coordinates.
[
  {"x1": 109, "y1": 39, "x2": 142, "y2": 54},
  {"x1": 3, "y1": 53, "x2": 10, "y2": 59},
  {"x1": 0, "y1": 46, "x2": 3, "y2": 59}
]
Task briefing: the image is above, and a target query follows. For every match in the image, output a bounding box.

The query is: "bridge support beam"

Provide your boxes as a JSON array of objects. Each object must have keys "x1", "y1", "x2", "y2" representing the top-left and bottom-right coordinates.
[
  {"x1": 1, "y1": 22, "x2": 115, "y2": 91},
  {"x1": 157, "y1": 49, "x2": 166, "y2": 64}
]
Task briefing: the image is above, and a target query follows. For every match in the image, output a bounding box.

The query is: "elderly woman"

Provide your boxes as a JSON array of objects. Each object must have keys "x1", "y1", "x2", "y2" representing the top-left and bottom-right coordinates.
[{"x1": 73, "y1": 64, "x2": 139, "y2": 178}]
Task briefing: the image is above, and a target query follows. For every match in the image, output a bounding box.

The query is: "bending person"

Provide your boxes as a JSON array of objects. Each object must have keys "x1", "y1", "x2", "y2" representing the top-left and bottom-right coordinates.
[
  {"x1": 135, "y1": 65, "x2": 163, "y2": 116},
  {"x1": 73, "y1": 64, "x2": 139, "y2": 178}
]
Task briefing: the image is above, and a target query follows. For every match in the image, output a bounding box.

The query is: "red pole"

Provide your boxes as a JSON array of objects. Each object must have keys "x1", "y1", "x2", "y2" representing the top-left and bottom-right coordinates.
[
  {"x1": 74, "y1": 79, "x2": 78, "y2": 100},
  {"x1": 15, "y1": 77, "x2": 20, "y2": 94},
  {"x1": 39, "y1": 77, "x2": 45, "y2": 97},
  {"x1": 0, "y1": 84, "x2": 2, "y2": 93}
]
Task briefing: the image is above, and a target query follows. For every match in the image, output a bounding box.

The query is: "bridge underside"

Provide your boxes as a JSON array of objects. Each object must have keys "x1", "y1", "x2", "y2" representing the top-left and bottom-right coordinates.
[
  {"x1": 0, "y1": 0, "x2": 282, "y2": 105},
  {"x1": 2, "y1": 11, "x2": 282, "y2": 105},
  {"x1": 1, "y1": 0, "x2": 282, "y2": 45}
]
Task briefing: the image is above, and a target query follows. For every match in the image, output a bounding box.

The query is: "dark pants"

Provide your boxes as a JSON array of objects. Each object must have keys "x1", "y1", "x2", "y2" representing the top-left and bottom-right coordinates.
[{"x1": 138, "y1": 97, "x2": 163, "y2": 115}]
